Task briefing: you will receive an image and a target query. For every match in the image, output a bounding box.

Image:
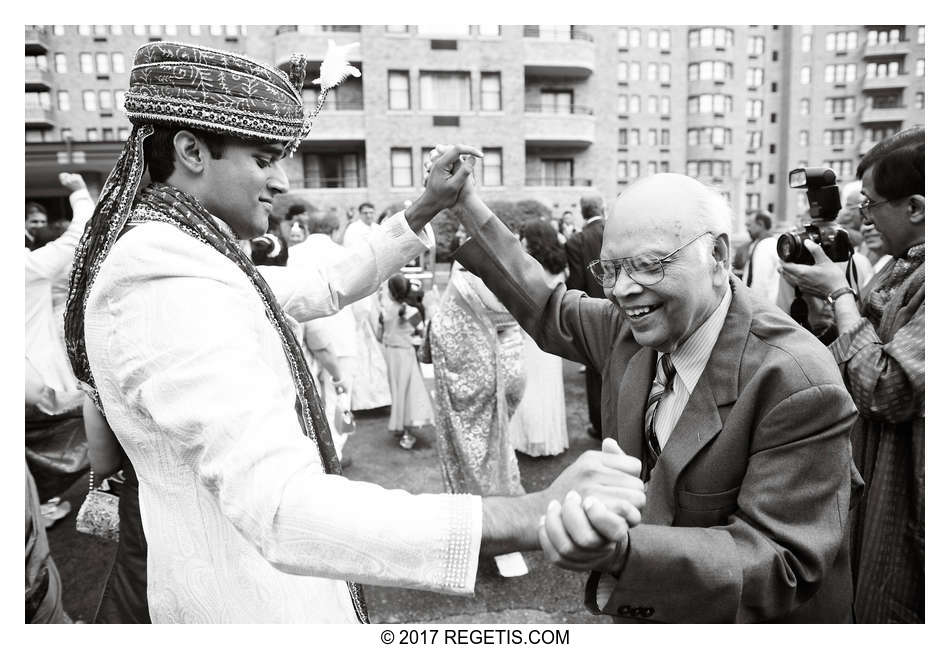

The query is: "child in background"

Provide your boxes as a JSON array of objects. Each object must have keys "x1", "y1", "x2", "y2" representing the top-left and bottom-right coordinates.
[{"x1": 380, "y1": 275, "x2": 434, "y2": 450}]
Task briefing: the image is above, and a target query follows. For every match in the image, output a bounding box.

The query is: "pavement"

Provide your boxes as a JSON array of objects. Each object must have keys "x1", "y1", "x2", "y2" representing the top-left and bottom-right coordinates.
[{"x1": 45, "y1": 356, "x2": 609, "y2": 624}]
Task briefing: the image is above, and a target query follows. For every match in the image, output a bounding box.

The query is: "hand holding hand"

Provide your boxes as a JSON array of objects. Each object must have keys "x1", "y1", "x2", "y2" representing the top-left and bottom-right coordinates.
[
  {"x1": 778, "y1": 240, "x2": 849, "y2": 298},
  {"x1": 538, "y1": 490, "x2": 630, "y2": 574},
  {"x1": 59, "y1": 172, "x2": 86, "y2": 193},
  {"x1": 542, "y1": 438, "x2": 644, "y2": 527}
]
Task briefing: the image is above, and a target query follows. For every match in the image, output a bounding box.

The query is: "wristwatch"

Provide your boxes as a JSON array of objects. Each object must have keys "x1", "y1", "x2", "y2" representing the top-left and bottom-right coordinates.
[{"x1": 827, "y1": 286, "x2": 857, "y2": 304}]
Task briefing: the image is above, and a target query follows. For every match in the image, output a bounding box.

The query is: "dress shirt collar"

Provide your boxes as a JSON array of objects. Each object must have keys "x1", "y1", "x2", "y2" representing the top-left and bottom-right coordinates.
[
  {"x1": 665, "y1": 287, "x2": 732, "y2": 396},
  {"x1": 584, "y1": 215, "x2": 604, "y2": 227}
]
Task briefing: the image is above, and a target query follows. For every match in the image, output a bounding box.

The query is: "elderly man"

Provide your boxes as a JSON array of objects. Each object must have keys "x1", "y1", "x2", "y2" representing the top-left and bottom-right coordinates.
[
  {"x1": 780, "y1": 127, "x2": 924, "y2": 623},
  {"x1": 451, "y1": 168, "x2": 858, "y2": 622},
  {"x1": 65, "y1": 43, "x2": 645, "y2": 623}
]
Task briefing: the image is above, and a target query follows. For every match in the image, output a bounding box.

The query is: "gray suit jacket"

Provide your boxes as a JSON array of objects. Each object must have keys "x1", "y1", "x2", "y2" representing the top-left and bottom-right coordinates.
[{"x1": 455, "y1": 213, "x2": 860, "y2": 623}]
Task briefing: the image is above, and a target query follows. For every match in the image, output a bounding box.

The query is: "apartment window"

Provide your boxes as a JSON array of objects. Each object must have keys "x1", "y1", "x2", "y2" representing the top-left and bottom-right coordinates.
[
  {"x1": 630, "y1": 161, "x2": 640, "y2": 178},
  {"x1": 800, "y1": 98, "x2": 811, "y2": 115},
  {"x1": 619, "y1": 128, "x2": 628, "y2": 146},
  {"x1": 111, "y1": 53, "x2": 125, "y2": 74},
  {"x1": 647, "y1": 96, "x2": 657, "y2": 114},
  {"x1": 660, "y1": 96, "x2": 670, "y2": 115},
  {"x1": 801, "y1": 34, "x2": 811, "y2": 52},
  {"x1": 748, "y1": 36, "x2": 765, "y2": 56},
  {"x1": 746, "y1": 67, "x2": 764, "y2": 88},
  {"x1": 866, "y1": 60, "x2": 901, "y2": 79},
  {"x1": 618, "y1": 161, "x2": 628, "y2": 180},
  {"x1": 53, "y1": 53, "x2": 67, "y2": 73},
  {"x1": 25, "y1": 91, "x2": 51, "y2": 110},
  {"x1": 647, "y1": 129, "x2": 657, "y2": 147},
  {"x1": 825, "y1": 31, "x2": 858, "y2": 51},
  {"x1": 869, "y1": 92, "x2": 902, "y2": 109},
  {"x1": 630, "y1": 95, "x2": 640, "y2": 113},
  {"x1": 482, "y1": 148, "x2": 502, "y2": 186},
  {"x1": 746, "y1": 130, "x2": 762, "y2": 149},
  {"x1": 480, "y1": 72, "x2": 501, "y2": 111},
  {"x1": 918, "y1": 26, "x2": 925, "y2": 44},
  {"x1": 916, "y1": 59, "x2": 925, "y2": 76},
  {"x1": 165, "y1": 25, "x2": 178, "y2": 35},
  {"x1": 746, "y1": 99, "x2": 763, "y2": 118},
  {"x1": 617, "y1": 94, "x2": 628, "y2": 113},
  {"x1": 629, "y1": 28, "x2": 640, "y2": 47},
  {"x1": 25, "y1": 54, "x2": 47, "y2": 71},
  {"x1": 478, "y1": 25, "x2": 500, "y2": 36},
  {"x1": 82, "y1": 90, "x2": 96, "y2": 111},
  {"x1": 148, "y1": 25, "x2": 162, "y2": 36},
  {"x1": 388, "y1": 71, "x2": 410, "y2": 110},
  {"x1": 826, "y1": 96, "x2": 855, "y2": 114},
  {"x1": 647, "y1": 162, "x2": 657, "y2": 175},
  {"x1": 618, "y1": 62, "x2": 628, "y2": 82},
  {"x1": 541, "y1": 90, "x2": 573, "y2": 114},
  {"x1": 115, "y1": 90, "x2": 126, "y2": 111},
  {"x1": 659, "y1": 64, "x2": 671, "y2": 84},
  {"x1": 417, "y1": 24, "x2": 471, "y2": 36},
  {"x1": 52, "y1": 25, "x2": 65, "y2": 35},
  {"x1": 61, "y1": 128, "x2": 72, "y2": 140},
  {"x1": 390, "y1": 148, "x2": 413, "y2": 187},
  {"x1": 190, "y1": 25, "x2": 202, "y2": 35},
  {"x1": 98, "y1": 90, "x2": 113, "y2": 111},
  {"x1": 630, "y1": 129, "x2": 640, "y2": 146},
  {"x1": 660, "y1": 161, "x2": 670, "y2": 173},
  {"x1": 56, "y1": 90, "x2": 70, "y2": 111},
  {"x1": 824, "y1": 159, "x2": 854, "y2": 179},
  {"x1": 746, "y1": 162, "x2": 762, "y2": 180},
  {"x1": 209, "y1": 25, "x2": 223, "y2": 36},
  {"x1": 746, "y1": 193, "x2": 761, "y2": 210},
  {"x1": 541, "y1": 159, "x2": 574, "y2": 185},
  {"x1": 386, "y1": 25, "x2": 409, "y2": 33},
  {"x1": 688, "y1": 27, "x2": 734, "y2": 48},
  {"x1": 118, "y1": 127, "x2": 130, "y2": 140},
  {"x1": 303, "y1": 152, "x2": 365, "y2": 188},
  {"x1": 660, "y1": 129, "x2": 670, "y2": 145},
  {"x1": 78, "y1": 25, "x2": 91, "y2": 35},
  {"x1": 103, "y1": 127, "x2": 114, "y2": 140},
  {"x1": 688, "y1": 60, "x2": 733, "y2": 81},
  {"x1": 629, "y1": 63, "x2": 640, "y2": 81},
  {"x1": 915, "y1": 92, "x2": 925, "y2": 109},
  {"x1": 687, "y1": 93, "x2": 733, "y2": 114},
  {"x1": 86, "y1": 128, "x2": 100, "y2": 141},
  {"x1": 659, "y1": 30, "x2": 671, "y2": 49},
  {"x1": 617, "y1": 27, "x2": 628, "y2": 48},
  {"x1": 824, "y1": 64, "x2": 856, "y2": 83},
  {"x1": 866, "y1": 125, "x2": 899, "y2": 142},
  {"x1": 92, "y1": 25, "x2": 109, "y2": 36},
  {"x1": 647, "y1": 63, "x2": 658, "y2": 81},
  {"x1": 133, "y1": 25, "x2": 146, "y2": 35},
  {"x1": 823, "y1": 129, "x2": 854, "y2": 145},
  {"x1": 80, "y1": 53, "x2": 93, "y2": 74},
  {"x1": 799, "y1": 130, "x2": 809, "y2": 146},
  {"x1": 687, "y1": 161, "x2": 698, "y2": 177},
  {"x1": 647, "y1": 29, "x2": 658, "y2": 48},
  {"x1": 95, "y1": 52, "x2": 110, "y2": 75},
  {"x1": 537, "y1": 25, "x2": 572, "y2": 41},
  {"x1": 800, "y1": 66, "x2": 811, "y2": 84}
]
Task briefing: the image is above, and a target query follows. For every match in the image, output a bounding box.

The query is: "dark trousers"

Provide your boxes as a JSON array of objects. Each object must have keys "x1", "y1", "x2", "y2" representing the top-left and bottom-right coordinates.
[{"x1": 585, "y1": 366, "x2": 602, "y2": 436}]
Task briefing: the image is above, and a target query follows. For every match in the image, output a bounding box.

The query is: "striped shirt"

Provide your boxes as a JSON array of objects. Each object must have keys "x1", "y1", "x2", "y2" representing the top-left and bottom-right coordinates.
[{"x1": 654, "y1": 288, "x2": 732, "y2": 450}]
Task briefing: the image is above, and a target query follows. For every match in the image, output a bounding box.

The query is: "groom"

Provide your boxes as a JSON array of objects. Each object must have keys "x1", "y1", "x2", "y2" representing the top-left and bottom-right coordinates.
[{"x1": 65, "y1": 42, "x2": 646, "y2": 623}]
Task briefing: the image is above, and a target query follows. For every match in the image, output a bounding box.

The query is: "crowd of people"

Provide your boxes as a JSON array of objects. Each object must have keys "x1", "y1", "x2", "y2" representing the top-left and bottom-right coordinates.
[{"x1": 25, "y1": 40, "x2": 923, "y2": 625}]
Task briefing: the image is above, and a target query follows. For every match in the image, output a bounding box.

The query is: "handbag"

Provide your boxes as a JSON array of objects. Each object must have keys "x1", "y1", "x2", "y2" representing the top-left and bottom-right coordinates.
[{"x1": 75, "y1": 470, "x2": 120, "y2": 543}]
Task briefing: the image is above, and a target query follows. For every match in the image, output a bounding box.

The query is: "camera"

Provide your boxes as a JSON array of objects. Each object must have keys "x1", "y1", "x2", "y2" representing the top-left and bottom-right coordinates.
[{"x1": 776, "y1": 167, "x2": 853, "y2": 265}]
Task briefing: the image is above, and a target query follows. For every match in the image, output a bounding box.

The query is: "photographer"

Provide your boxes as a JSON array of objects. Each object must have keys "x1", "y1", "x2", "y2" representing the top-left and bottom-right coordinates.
[{"x1": 779, "y1": 127, "x2": 924, "y2": 623}]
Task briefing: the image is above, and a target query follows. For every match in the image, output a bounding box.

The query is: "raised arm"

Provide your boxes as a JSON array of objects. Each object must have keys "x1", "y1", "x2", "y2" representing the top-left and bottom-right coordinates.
[{"x1": 25, "y1": 173, "x2": 94, "y2": 281}]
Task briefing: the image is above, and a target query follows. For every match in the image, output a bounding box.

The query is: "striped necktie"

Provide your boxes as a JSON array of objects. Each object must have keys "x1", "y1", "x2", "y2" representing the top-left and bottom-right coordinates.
[{"x1": 643, "y1": 354, "x2": 676, "y2": 482}]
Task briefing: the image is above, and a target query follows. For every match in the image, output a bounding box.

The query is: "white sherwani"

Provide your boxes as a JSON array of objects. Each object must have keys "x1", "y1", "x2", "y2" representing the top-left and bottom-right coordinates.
[{"x1": 84, "y1": 212, "x2": 481, "y2": 623}]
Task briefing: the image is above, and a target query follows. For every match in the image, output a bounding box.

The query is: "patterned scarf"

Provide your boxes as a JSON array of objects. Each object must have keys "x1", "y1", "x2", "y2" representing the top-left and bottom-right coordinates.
[{"x1": 864, "y1": 243, "x2": 925, "y2": 340}]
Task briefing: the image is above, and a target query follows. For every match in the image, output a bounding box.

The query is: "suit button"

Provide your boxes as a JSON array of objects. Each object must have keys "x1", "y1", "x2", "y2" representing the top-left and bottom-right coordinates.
[
  {"x1": 632, "y1": 607, "x2": 643, "y2": 617},
  {"x1": 618, "y1": 605, "x2": 632, "y2": 616},
  {"x1": 644, "y1": 607, "x2": 654, "y2": 618}
]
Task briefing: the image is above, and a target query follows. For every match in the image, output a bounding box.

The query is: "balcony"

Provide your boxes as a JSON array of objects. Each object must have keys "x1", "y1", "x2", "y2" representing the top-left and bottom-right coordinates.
[
  {"x1": 524, "y1": 177, "x2": 593, "y2": 187},
  {"x1": 25, "y1": 26, "x2": 49, "y2": 54},
  {"x1": 523, "y1": 26, "x2": 595, "y2": 78},
  {"x1": 524, "y1": 105, "x2": 595, "y2": 147},
  {"x1": 862, "y1": 73, "x2": 910, "y2": 91},
  {"x1": 863, "y1": 40, "x2": 911, "y2": 58},
  {"x1": 25, "y1": 66, "x2": 52, "y2": 90},
  {"x1": 274, "y1": 25, "x2": 362, "y2": 68},
  {"x1": 859, "y1": 105, "x2": 907, "y2": 124},
  {"x1": 25, "y1": 106, "x2": 55, "y2": 128},
  {"x1": 304, "y1": 100, "x2": 365, "y2": 141}
]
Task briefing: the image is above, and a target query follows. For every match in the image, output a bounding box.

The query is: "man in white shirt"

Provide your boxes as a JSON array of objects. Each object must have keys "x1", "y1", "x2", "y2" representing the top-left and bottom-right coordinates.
[
  {"x1": 66, "y1": 42, "x2": 645, "y2": 623},
  {"x1": 742, "y1": 210, "x2": 781, "y2": 304}
]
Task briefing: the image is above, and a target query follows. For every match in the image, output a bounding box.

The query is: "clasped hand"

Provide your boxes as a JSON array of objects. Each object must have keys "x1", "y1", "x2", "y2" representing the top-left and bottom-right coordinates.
[{"x1": 539, "y1": 439, "x2": 644, "y2": 575}]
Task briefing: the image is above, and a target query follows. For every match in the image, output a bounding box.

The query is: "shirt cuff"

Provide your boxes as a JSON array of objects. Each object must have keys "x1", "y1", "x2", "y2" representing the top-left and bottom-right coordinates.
[
  {"x1": 446, "y1": 494, "x2": 482, "y2": 594},
  {"x1": 384, "y1": 211, "x2": 435, "y2": 251}
]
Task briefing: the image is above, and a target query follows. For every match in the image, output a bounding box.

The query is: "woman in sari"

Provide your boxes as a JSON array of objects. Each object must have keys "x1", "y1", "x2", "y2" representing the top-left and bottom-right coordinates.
[{"x1": 427, "y1": 263, "x2": 527, "y2": 576}]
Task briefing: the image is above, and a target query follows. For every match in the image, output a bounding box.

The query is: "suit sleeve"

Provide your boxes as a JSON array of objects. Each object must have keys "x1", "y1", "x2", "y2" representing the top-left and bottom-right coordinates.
[
  {"x1": 565, "y1": 236, "x2": 586, "y2": 292},
  {"x1": 602, "y1": 383, "x2": 857, "y2": 622},
  {"x1": 99, "y1": 239, "x2": 482, "y2": 594},
  {"x1": 454, "y1": 213, "x2": 626, "y2": 372}
]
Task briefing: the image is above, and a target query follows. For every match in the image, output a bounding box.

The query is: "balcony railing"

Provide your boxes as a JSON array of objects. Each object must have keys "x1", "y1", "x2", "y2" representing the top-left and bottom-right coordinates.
[
  {"x1": 25, "y1": 26, "x2": 49, "y2": 54},
  {"x1": 523, "y1": 26, "x2": 593, "y2": 42},
  {"x1": 524, "y1": 104, "x2": 593, "y2": 115},
  {"x1": 25, "y1": 105, "x2": 55, "y2": 127},
  {"x1": 524, "y1": 177, "x2": 592, "y2": 187}
]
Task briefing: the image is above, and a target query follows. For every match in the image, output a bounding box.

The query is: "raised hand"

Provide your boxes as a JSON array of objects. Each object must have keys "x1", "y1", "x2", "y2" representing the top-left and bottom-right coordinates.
[{"x1": 59, "y1": 172, "x2": 86, "y2": 193}]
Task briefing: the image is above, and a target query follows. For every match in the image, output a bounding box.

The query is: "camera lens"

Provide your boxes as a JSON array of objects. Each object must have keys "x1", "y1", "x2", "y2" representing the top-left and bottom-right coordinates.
[{"x1": 776, "y1": 232, "x2": 798, "y2": 263}]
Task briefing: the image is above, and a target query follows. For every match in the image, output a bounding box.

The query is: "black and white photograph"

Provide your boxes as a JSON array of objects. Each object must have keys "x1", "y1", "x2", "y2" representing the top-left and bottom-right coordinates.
[{"x1": 20, "y1": 11, "x2": 929, "y2": 632}]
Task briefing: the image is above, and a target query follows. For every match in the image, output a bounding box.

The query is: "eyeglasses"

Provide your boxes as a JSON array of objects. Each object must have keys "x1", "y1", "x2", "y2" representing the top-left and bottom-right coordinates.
[
  {"x1": 858, "y1": 196, "x2": 904, "y2": 218},
  {"x1": 588, "y1": 231, "x2": 714, "y2": 288}
]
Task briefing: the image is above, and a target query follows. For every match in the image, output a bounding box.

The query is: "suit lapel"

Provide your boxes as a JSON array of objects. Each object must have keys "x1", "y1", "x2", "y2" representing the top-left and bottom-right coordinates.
[
  {"x1": 642, "y1": 278, "x2": 754, "y2": 525},
  {"x1": 615, "y1": 346, "x2": 656, "y2": 464}
]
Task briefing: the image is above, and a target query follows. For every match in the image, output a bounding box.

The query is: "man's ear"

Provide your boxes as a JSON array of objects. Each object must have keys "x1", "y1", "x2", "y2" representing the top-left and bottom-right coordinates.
[
  {"x1": 172, "y1": 130, "x2": 205, "y2": 175},
  {"x1": 712, "y1": 232, "x2": 730, "y2": 268},
  {"x1": 907, "y1": 194, "x2": 924, "y2": 226}
]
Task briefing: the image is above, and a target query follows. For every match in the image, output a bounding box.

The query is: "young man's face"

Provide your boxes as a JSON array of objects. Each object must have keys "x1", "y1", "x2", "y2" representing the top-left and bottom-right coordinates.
[
  {"x1": 201, "y1": 140, "x2": 288, "y2": 239},
  {"x1": 359, "y1": 205, "x2": 376, "y2": 225},
  {"x1": 25, "y1": 210, "x2": 47, "y2": 235}
]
